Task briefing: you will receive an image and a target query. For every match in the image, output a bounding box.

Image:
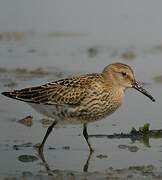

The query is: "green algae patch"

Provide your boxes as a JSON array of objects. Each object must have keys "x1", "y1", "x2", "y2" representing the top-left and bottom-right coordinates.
[
  {"x1": 89, "y1": 124, "x2": 162, "y2": 146},
  {"x1": 18, "y1": 155, "x2": 38, "y2": 163},
  {"x1": 130, "y1": 123, "x2": 162, "y2": 139},
  {"x1": 130, "y1": 123, "x2": 150, "y2": 135}
]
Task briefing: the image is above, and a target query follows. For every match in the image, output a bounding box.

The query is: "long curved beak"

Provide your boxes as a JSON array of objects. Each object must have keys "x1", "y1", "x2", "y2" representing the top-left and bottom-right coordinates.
[{"x1": 132, "y1": 81, "x2": 155, "y2": 102}]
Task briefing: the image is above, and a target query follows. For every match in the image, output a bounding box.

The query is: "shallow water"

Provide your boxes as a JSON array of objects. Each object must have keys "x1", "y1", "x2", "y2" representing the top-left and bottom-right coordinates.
[{"x1": 0, "y1": 33, "x2": 162, "y2": 179}]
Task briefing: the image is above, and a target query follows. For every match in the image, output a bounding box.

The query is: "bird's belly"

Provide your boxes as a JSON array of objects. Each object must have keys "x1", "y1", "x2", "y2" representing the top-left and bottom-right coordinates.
[
  {"x1": 28, "y1": 103, "x2": 72, "y2": 119},
  {"x1": 28, "y1": 98, "x2": 122, "y2": 124},
  {"x1": 28, "y1": 103, "x2": 91, "y2": 124}
]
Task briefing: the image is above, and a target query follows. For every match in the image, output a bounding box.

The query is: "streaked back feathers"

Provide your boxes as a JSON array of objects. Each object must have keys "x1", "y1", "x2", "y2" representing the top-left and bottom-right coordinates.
[{"x1": 2, "y1": 73, "x2": 104, "y2": 105}]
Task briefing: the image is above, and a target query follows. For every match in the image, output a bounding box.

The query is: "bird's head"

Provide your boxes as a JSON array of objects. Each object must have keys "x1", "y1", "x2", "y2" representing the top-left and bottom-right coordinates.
[{"x1": 102, "y1": 63, "x2": 155, "y2": 102}]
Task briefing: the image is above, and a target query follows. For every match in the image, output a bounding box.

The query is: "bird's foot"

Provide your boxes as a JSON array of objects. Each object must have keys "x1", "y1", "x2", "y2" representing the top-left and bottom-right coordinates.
[
  {"x1": 34, "y1": 143, "x2": 44, "y2": 154},
  {"x1": 90, "y1": 148, "x2": 94, "y2": 153}
]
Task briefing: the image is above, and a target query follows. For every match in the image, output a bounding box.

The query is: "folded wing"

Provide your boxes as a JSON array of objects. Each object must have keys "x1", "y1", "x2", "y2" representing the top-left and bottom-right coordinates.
[{"x1": 1, "y1": 75, "x2": 98, "y2": 105}]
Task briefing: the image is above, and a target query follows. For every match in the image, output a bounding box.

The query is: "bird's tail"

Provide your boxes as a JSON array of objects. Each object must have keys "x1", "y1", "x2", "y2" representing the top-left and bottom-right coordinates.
[
  {"x1": 1, "y1": 91, "x2": 30, "y2": 102},
  {"x1": 2, "y1": 91, "x2": 15, "y2": 98}
]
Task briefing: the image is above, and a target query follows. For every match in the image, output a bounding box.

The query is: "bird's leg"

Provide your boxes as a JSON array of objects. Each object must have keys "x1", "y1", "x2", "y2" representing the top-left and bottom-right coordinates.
[
  {"x1": 83, "y1": 123, "x2": 94, "y2": 153},
  {"x1": 83, "y1": 150, "x2": 93, "y2": 172},
  {"x1": 38, "y1": 147, "x2": 53, "y2": 176},
  {"x1": 39, "y1": 120, "x2": 57, "y2": 153}
]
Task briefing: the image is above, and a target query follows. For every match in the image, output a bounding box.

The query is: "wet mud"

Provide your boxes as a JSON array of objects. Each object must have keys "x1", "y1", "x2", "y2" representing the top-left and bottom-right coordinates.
[{"x1": 0, "y1": 32, "x2": 162, "y2": 179}]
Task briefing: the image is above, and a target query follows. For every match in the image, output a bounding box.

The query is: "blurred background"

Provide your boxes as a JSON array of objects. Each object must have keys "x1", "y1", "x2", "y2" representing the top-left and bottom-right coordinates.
[{"x1": 2, "y1": 0, "x2": 162, "y2": 38}]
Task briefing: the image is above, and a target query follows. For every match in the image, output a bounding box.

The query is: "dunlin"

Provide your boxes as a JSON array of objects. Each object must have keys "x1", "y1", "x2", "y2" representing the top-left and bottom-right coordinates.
[{"x1": 2, "y1": 63, "x2": 155, "y2": 153}]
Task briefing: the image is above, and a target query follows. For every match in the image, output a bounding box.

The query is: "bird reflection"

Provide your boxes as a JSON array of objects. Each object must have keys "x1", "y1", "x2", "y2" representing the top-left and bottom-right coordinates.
[
  {"x1": 38, "y1": 148, "x2": 54, "y2": 176},
  {"x1": 16, "y1": 125, "x2": 162, "y2": 176},
  {"x1": 37, "y1": 148, "x2": 93, "y2": 175}
]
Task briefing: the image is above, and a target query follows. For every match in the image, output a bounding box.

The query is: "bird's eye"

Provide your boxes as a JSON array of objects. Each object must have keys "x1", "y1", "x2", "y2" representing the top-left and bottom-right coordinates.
[{"x1": 122, "y1": 72, "x2": 127, "y2": 76}]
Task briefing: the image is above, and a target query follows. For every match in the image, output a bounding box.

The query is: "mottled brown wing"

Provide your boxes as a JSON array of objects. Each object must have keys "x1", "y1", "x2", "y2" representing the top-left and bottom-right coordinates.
[{"x1": 2, "y1": 74, "x2": 99, "y2": 105}]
